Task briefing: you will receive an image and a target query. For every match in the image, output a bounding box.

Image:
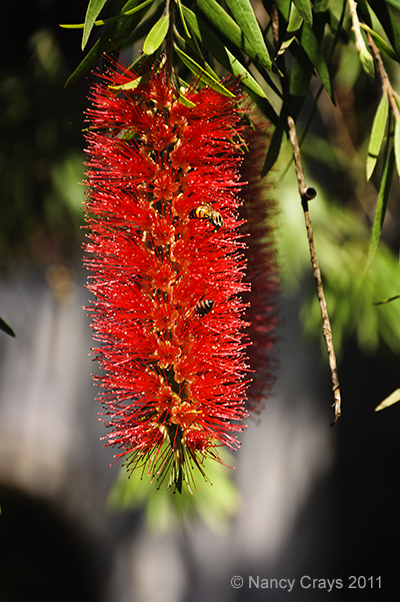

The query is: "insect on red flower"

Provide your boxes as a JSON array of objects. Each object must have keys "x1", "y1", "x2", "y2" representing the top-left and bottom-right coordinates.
[{"x1": 83, "y1": 60, "x2": 276, "y2": 492}]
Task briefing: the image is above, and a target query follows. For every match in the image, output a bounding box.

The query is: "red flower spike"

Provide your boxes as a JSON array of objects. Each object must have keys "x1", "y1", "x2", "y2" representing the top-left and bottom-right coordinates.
[
  {"x1": 240, "y1": 112, "x2": 280, "y2": 415},
  {"x1": 84, "y1": 61, "x2": 275, "y2": 492}
]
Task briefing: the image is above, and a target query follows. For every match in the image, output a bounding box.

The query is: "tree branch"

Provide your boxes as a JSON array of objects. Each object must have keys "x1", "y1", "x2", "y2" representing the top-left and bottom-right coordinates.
[{"x1": 271, "y1": 3, "x2": 341, "y2": 424}]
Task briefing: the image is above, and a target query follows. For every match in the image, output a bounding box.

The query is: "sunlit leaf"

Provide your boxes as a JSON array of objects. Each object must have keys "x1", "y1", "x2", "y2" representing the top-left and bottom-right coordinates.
[
  {"x1": 277, "y1": 36, "x2": 297, "y2": 56},
  {"x1": 143, "y1": 14, "x2": 169, "y2": 54},
  {"x1": 360, "y1": 23, "x2": 399, "y2": 62},
  {"x1": 365, "y1": 145, "x2": 395, "y2": 272},
  {"x1": 224, "y1": 0, "x2": 272, "y2": 70},
  {"x1": 182, "y1": 7, "x2": 268, "y2": 98},
  {"x1": 375, "y1": 388, "x2": 400, "y2": 411},
  {"x1": 82, "y1": 0, "x2": 109, "y2": 49},
  {"x1": 109, "y1": 76, "x2": 142, "y2": 90},
  {"x1": 177, "y1": 91, "x2": 196, "y2": 107},
  {"x1": 177, "y1": 0, "x2": 191, "y2": 37},
  {"x1": 174, "y1": 46, "x2": 235, "y2": 97},
  {"x1": 65, "y1": 0, "x2": 153, "y2": 86},
  {"x1": 0, "y1": 317, "x2": 15, "y2": 338},
  {"x1": 293, "y1": 0, "x2": 313, "y2": 27},
  {"x1": 195, "y1": 0, "x2": 282, "y2": 96},
  {"x1": 287, "y1": 3, "x2": 304, "y2": 33},
  {"x1": 60, "y1": 0, "x2": 154, "y2": 30},
  {"x1": 369, "y1": 0, "x2": 400, "y2": 59},
  {"x1": 366, "y1": 92, "x2": 389, "y2": 181}
]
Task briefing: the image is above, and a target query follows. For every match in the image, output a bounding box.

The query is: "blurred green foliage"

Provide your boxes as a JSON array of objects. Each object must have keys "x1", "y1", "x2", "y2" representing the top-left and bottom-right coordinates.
[
  {"x1": 107, "y1": 450, "x2": 242, "y2": 532},
  {"x1": 0, "y1": 24, "x2": 86, "y2": 266}
]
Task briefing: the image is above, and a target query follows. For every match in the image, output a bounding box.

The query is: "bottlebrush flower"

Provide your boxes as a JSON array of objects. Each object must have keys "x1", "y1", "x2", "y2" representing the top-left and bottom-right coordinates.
[
  {"x1": 83, "y1": 60, "x2": 277, "y2": 491},
  {"x1": 240, "y1": 115, "x2": 280, "y2": 415}
]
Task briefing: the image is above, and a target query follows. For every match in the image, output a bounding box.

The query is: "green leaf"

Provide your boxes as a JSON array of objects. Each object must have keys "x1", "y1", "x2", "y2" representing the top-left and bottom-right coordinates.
[
  {"x1": 174, "y1": 46, "x2": 235, "y2": 97},
  {"x1": 177, "y1": 91, "x2": 197, "y2": 108},
  {"x1": 292, "y1": 0, "x2": 313, "y2": 27},
  {"x1": 224, "y1": 0, "x2": 272, "y2": 70},
  {"x1": 60, "y1": 0, "x2": 154, "y2": 30},
  {"x1": 299, "y1": 22, "x2": 334, "y2": 101},
  {"x1": 369, "y1": 0, "x2": 400, "y2": 59},
  {"x1": 177, "y1": 0, "x2": 191, "y2": 38},
  {"x1": 143, "y1": 14, "x2": 169, "y2": 54},
  {"x1": 182, "y1": 7, "x2": 268, "y2": 98},
  {"x1": 366, "y1": 92, "x2": 389, "y2": 181},
  {"x1": 274, "y1": 0, "x2": 291, "y2": 23},
  {"x1": 65, "y1": 0, "x2": 153, "y2": 86},
  {"x1": 287, "y1": 4, "x2": 304, "y2": 33},
  {"x1": 0, "y1": 317, "x2": 15, "y2": 338},
  {"x1": 365, "y1": 146, "x2": 395, "y2": 271},
  {"x1": 375, "y1": 388, "x2": 400, "y2": 411},
  {"x1": 360, "y1": 23, "x2": 399, "y2": 62},
  {"x1": 195, "y1": 0, "x2": 282, "y2": 97},
  {"x1": 109, "y1": 76, "x2": 142, "y2": 90},
  {"x1": 82, "y1": 0, "x2": 109, "y2": 49}
]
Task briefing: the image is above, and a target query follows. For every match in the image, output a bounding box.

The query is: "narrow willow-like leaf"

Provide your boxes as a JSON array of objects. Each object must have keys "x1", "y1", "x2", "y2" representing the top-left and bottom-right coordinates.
[
  {"x1": 375, "y1": 388, "x2": 400, "y2": 411},
  {"x1": 224, "y1": 0, "x2": 272, "y2": 70},
  {"x1": 109, "y1": 76, "x2": 143, "y2": 90},
  {"x1": 366, "y1": 92, "x2": 389, "y2": 181},
  {"x1": 174, "y1": 46, "x2": 235, "y2": 97},
  {"x1": 274, "y1": 0, "x2": 291, "y2": 22},
  {"x1": 177, "y1": 0, "x2": 191, "y2": 37},
  {"x1": 369, "y1": 0, "x2": 400, "y2": 59},
  {"x1": 277, "y1": 36, "x2": 296, "y2": 56},
  {"x1": 365, "y1": 146, "x2": 395, "y2": 272},
  {"x1": 60, "y1": 0, "x2": 154, "y2": 29},
  {"x1": 143, "y1": 14, "x2": 169, "y2": 54},
  {"x1": 394, "y1": 119, "x2": 400, "y2": 178},
  {"x1": 360, "y1": 23, "x2": 399, "y2": 62},
  {"x1": 195, "y1": 0, "x2": 282, "y2": 97},
  {"x1": 178, "y1": 91, "x2": 197, "y2": 108},
  {"x1": 287, "y1": 4, "x2": 304, "y2": 33},
  {"x1": 292, "y1": 0, "x2": 313, "y2": 27},
  {"x1": 82, "y1": 0, "x2": 108, "y2": 49},
  {"x1": 299, "y1": 22, "x2": 334, "y2": 102},
  {"x1": 0, "y1": 317, "x2": 15, "y2": 338},
  {"x1": 65, "y1": 0, "x2": 152, "y2": 86},
  {"x1": 182, "y1": 7, "x2": 268, "y2": 98}
]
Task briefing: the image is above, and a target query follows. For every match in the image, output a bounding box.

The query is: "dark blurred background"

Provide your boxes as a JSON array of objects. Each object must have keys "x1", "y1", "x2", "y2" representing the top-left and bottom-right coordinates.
[{"x1": 1, "y1": 1, "x2": 400, "y2": 601}]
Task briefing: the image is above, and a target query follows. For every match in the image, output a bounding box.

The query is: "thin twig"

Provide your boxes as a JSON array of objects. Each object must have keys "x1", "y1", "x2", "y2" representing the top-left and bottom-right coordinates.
[
  {"x1": 271, "y1": 3, "x2": 342, "y2": 424},
  {"x1": 367, "y1": 33, "x2": 400, "y2": 122}
]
